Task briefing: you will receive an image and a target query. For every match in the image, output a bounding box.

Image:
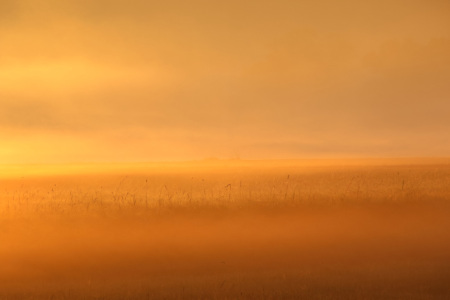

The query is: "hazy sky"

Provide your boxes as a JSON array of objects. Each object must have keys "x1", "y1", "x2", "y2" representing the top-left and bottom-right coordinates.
[{"x1": 1, "y1": 0, "x2": 449, "y2": 163}]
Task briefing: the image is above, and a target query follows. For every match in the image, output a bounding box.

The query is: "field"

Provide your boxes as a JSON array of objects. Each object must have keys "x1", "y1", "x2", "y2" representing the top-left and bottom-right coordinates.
[{"x1": 1, "y1": 158, "x2": 450, "y2": 299}]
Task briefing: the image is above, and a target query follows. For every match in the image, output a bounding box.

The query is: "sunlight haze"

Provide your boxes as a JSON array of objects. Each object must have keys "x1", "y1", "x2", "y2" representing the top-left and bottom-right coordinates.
[{"x1": 1, "y1": 0, "x2": 449, "y2": 163}]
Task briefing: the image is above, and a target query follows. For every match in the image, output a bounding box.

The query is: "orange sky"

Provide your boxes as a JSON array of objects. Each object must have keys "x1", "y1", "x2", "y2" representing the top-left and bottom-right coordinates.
[{"x1": 1, "y1": 0, "x2": 449, "y2": 163}]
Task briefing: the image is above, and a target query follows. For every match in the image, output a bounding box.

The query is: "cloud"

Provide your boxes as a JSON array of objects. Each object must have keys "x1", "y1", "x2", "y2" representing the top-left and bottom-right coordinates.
[{"x1": 0, "y1": 0, "x2": 449, "y2": 162}]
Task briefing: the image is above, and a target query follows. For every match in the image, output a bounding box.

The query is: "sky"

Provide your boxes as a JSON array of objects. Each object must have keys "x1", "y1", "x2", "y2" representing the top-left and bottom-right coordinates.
[{"x1": 0, "y1": 0, "x2": 449, "y2": 163}]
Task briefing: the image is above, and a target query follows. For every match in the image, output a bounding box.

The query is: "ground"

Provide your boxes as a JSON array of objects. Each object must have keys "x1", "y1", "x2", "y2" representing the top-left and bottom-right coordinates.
[{"x1": 1, "y1": 159, "x2": 449, "y2": 299}]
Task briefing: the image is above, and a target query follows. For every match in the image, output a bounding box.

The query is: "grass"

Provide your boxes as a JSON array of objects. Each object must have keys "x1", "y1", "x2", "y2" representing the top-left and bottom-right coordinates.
[{"x1": 0, "y1": 158, "x2": 449, "y2": 299}]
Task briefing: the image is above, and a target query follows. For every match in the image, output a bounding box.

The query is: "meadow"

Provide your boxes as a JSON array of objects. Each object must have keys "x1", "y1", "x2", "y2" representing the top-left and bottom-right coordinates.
[{"x1": 1, "y1": 158, "x2": 449, "y2": 299}]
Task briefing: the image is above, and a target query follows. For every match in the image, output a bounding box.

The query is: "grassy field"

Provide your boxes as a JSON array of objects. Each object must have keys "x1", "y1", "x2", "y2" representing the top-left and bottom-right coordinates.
[{"x1": 1, "y1": 158, "x2": 449, "y2": 299}]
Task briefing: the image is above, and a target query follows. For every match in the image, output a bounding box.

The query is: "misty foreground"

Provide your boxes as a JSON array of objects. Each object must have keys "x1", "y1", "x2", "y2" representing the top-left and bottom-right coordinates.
[{"x1": 1, "y1": 159, "x2": 449, "y2": 299}]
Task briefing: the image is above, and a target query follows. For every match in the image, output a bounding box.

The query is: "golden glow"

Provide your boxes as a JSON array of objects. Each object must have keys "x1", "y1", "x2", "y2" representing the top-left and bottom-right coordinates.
[{"x1": 1, "y1": 0, "x2": 449, "y2": 163}]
